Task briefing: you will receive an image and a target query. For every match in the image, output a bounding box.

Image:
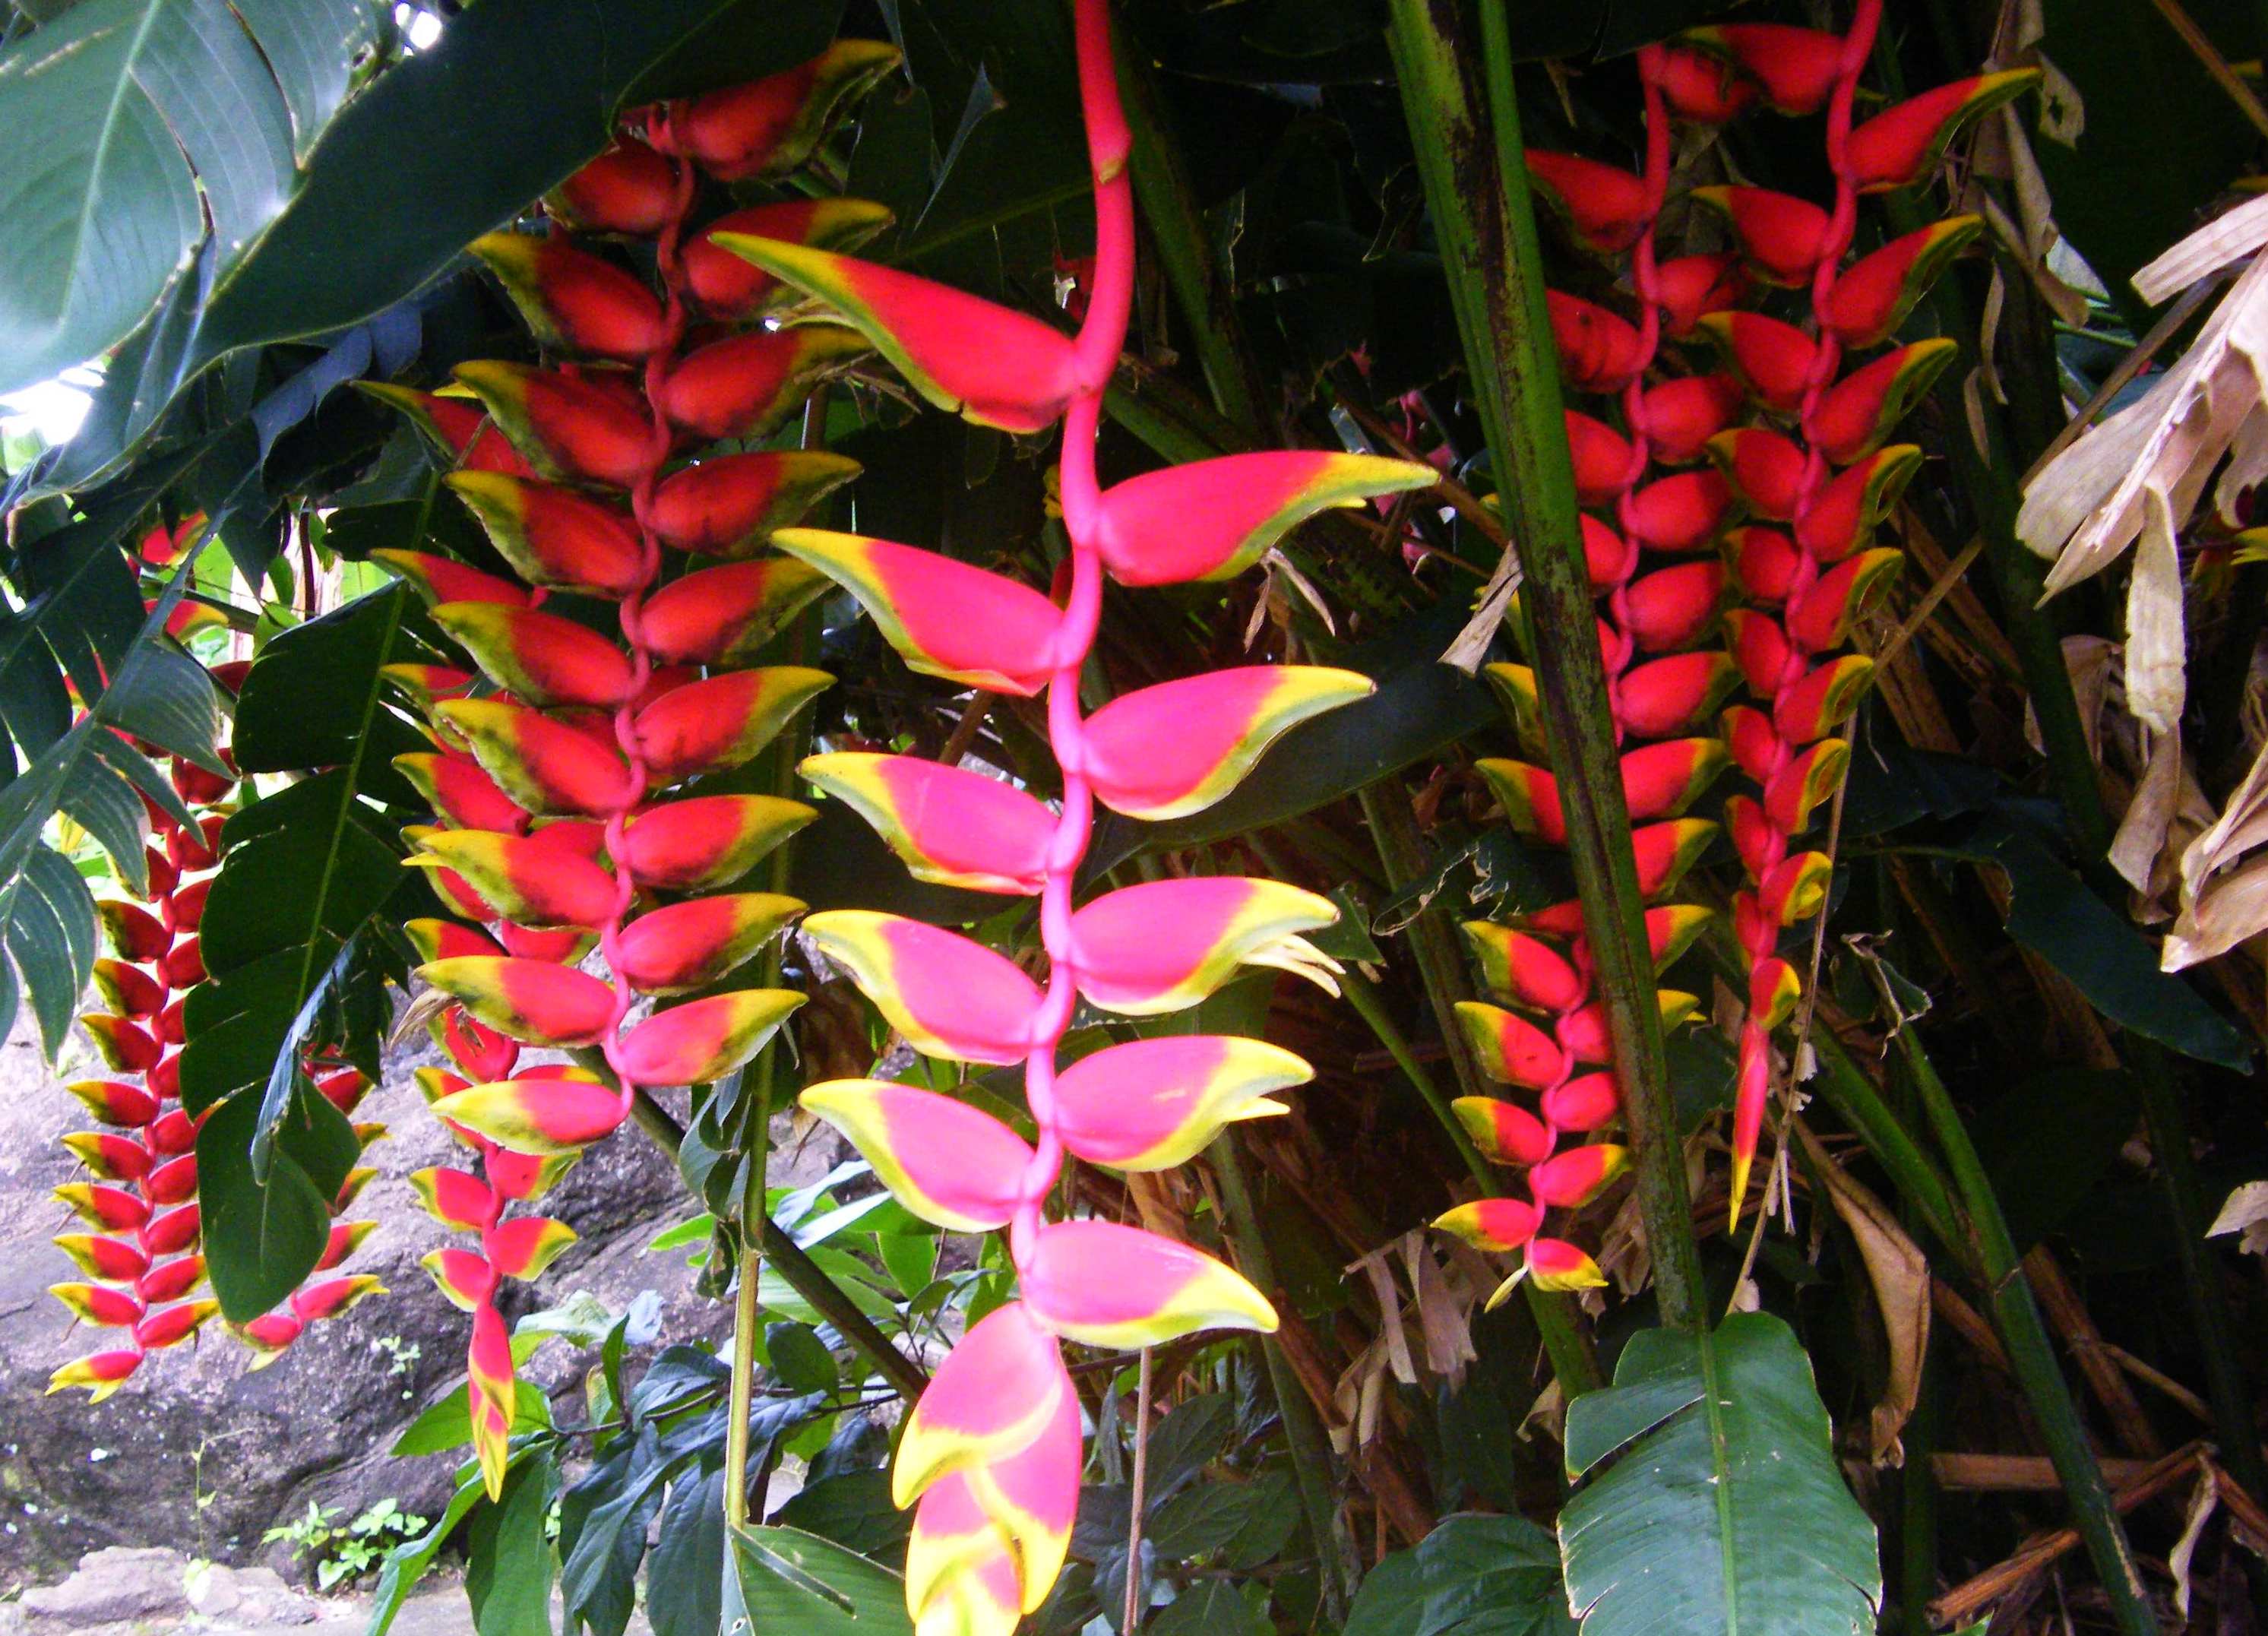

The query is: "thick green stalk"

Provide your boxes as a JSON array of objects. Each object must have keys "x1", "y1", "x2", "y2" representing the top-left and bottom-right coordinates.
[
  {"x1": 720, "y1": 1065, "x2": 774, "y2": 1533},
  {"x1": 1877, "y1": 995, "x2": 2156, "y2": 1635},
  {"x1": 1355, "y1": 786, "x2": 1603, "y2": 1397},
  {"x1": 1804, "y1": 1028, "x2": 1963, "y2": 1254},
  {"x1": 1208, "y1": 1132, "x2": 1359, "y2": 1623},
  {"x1": 1115, "y1": 27, "x2": 1266, "y2": 435},
  {"x1": 1383, "y1": 0, "x2": 1705, "y2": 1332}
]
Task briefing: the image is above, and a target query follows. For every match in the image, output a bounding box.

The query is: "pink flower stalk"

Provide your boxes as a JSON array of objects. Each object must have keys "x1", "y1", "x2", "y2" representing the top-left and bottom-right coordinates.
[{"x1": 717, "y1": 3, "x2": 1431, "y2": 1625}]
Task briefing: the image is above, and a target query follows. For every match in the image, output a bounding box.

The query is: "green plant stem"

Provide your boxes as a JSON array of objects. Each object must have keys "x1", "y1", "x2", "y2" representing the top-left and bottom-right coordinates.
[
  {"x1": 1383, "y1": 0, "x2": 1704, "y2": 1335},
  {"x1": 1207, "y1": 1131, "x2": 1359, "y2": 1623},
  {"x1": 2132, "y1": 1040, "x2": 2268, "y2": 1499},
  {"x1": 622, "y1": 1085, "x2": 931, "y2": 1402},
  {"x1": 1877, "y1": 995, "x2": 2156, "y2": 1636},
  {"x1": 1340, "y1": 967, "x2": 1490, "y2": 1183},
  {"x1": 1804, "y1": 1028, "x2": 1963, "y2": 1253},
  {"x1": 721, "y1": 1066, "x2": 775, "y2": 1534},
  {"x1": 1115, "y1": 27, "x2": 1265, "y2": 435},
  {"x1": 1355, "y1": 786, "x2": 1603, "y2": 1397}
]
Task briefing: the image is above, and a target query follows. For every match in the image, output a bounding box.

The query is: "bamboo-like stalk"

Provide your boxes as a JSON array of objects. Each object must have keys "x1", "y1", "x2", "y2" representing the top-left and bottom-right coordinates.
[
  {"x1": 1381, "y1": 0, "x2": 1707, "y2": 1334},
  {"x1": 722, "y1": 398, "x2": 830, "y2": 1538},
  {"x1": 1868, "y1": 969, "x2": 2157, "y2": 1636},
  {"x1": 1115, "y1": 27, "x2": 1266, "y2": 436}
]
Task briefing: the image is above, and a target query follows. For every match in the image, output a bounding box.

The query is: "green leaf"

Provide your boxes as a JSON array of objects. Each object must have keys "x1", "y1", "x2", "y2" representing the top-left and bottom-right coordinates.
[
  {"x1": 1972, "y1": 819, "x2": 2251, "y2": 1071},
  {"x1": 646, "y1": 1468, "x2": 727, "y2": 1636},
  {"x1": 729, "y1": 1525, "x2": 913, "y2": 1635},
  {"x1": 1559, "y1": 1313, "x2": 1881, "y2": 1636},
  {"x1": 1348, "y1": 1513, "x2": 1574, "y2": 1636},
  {"x1": 767, "y1": 1321, "x2": 841, "y2": 1397},
  {"x1": 188, "y1": 0, "x2": 837, "y2": 388},
  {"x1": 182, "y1": 584, "x2": 422, "y2": 1117},
  {"x1": 770, "y1": 1472, "x2": 913, "y2": 1563},
  {"x1": 467, "y1": 1450, "x2": 559, "y2": 1636},
  {"x1": 0, "y1": 536, "x2": 213, "y2": 1056},
  {"x1": 197, "y1": 1080, "x2": 363, "y2": 1319},
  {"x1": 391, "y1": 1378, "x2": 553, "y2": 1457},
  {"x1": 0, "y1": 0, "x2": 381, "y2": 394},
  {"x1": 1150, "y1": 1581, "x2": 1272, "y2": 1636},
  {"x1": 369, "y1": 1465, "x2": 491, "y2": 1636},
  {"x1": 1968, "y1": 1068, "x2": 2142, "y2": 1254}
]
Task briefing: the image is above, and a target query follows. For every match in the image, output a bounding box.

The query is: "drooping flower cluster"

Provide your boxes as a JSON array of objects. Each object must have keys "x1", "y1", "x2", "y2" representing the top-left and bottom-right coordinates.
[
  {"x1": 705, "y1": 2, "x2": 1433, "y2": 1627},
  {"x1": 362, "y1": 42, "x2": 897, "y2": 1496},
  {"x1": 52, "y1": 679, "x2": 381, "y2": 1397},
  {"x1": 1473, "y1": 9, "x2": 2031, "y2": 1248}
]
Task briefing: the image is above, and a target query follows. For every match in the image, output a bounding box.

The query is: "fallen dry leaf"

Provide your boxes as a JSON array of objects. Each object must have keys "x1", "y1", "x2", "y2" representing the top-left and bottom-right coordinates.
[{"x1": 1796, "y1": 1119, "x2": 1931, "y2": 1466}]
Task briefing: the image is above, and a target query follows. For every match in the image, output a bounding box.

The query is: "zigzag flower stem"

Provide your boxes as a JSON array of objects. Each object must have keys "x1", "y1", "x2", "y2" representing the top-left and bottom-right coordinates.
[
  {"x1": 1441, "y1": 46, "x2": 1738, "y2": 1300},
  {"x1": 364, "y1": 46, "x2": 899, "y2": 1497},
  {"x1": 707, "y1": 2, "x2": 1435, "y2": 1625},
  {"x1": 1470, "y1": 11, "x2": 2034, "y2": 1252},
  {"x1": 54, "y1": 679, "x2": 381, "y2": 1397},
  {"x1": 1678, "y1": 11, "x2": 2034, "y2": 1223}
]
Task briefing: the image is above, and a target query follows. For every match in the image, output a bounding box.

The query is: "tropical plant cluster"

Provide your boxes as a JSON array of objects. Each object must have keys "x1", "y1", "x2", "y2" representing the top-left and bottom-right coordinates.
[{"x1": 3, "y1": 1, "x2": 2267, "y2": 1634}]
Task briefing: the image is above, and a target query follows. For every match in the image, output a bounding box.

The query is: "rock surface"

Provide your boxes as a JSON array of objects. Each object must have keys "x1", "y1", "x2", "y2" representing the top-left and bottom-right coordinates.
[
  {"x1": 0, "y1": 1549, "x2": 615, "y2": 1636},
  {"x1": 0, "y1": 1015, "x2": 821, "y2": 1587}
]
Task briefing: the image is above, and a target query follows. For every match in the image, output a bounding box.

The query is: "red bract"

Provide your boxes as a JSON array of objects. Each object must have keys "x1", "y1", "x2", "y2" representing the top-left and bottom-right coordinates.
[
  {"x1": 1436, "y1": 9, "x2": 2016, "y2": 1296},
  {"x1": 358, "y1": 43, "x2": 901, "y2": 1501},
  {"x1": 52, "y1": 733, "x2": 378, "y2": 1397}
]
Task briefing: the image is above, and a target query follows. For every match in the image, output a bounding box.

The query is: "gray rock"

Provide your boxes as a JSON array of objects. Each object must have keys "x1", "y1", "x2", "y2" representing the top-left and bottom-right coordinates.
[
  {"x1": 0, "y1": 1015, "x2": 843, "y2": 1585},
  {"x1": 17, "y1": 1546, "x2": 191, "y2": 1625}
]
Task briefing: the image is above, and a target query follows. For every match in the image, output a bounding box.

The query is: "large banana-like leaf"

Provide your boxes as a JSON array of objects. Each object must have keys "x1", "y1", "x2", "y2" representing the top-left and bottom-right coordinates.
[
  {"x1": 730, "y1": 1526, "x2": 911, "y2": 1634},
  {"x1": 182, "y1": 580, "x2": 427, "y2": 1318},
  {"x1": 0, "y1": 0, "x2": 842, "y2": 455},
  {"x1": 1559, "y1": 1314, "x2": 1881, "y2": 1635},
  {"x1": 0, "y1": 0, "x2": 384, "y2": 394}
]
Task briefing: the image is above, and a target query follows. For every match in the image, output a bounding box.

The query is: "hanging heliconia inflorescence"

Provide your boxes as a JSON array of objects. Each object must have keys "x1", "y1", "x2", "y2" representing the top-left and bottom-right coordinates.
[
  {"x1": 52, "y1": 668, "x2": 383, "y2": 1397},
  {"x1": 360, "y1": 41, "x2": 904, "y2": 1495},
  {"x1": 1477, "y1": 5, "x2": 2032, "y2": 1258},
  {"x1": 704, "y1": 2, "x2": 1433, "y2": 1628}
]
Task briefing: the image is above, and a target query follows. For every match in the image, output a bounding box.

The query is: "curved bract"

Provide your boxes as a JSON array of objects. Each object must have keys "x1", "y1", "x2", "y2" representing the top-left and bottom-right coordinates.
[
  {"x1": 1431, "y1": 7, "x2": 2004, "y2": 1311},
  {"x1": 353, "y1": 42, "x2": 890, "y2": 1499},
  {"x1": 761, "y1": 5, "x2": 1380, "y2": 1625},
  {"x1": 49, "y1": 685, "x2": 378, "y2": 1397}
]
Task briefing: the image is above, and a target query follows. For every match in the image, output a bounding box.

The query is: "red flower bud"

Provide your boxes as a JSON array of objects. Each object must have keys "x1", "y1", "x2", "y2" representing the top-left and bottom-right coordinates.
[
  {"x1": 1822, "y1": 217, "x2": 1980, "y2": 347},
  {"x1": 1637, "y1": 373, "x2": 1745, "y2": 464},
  {"x1": 1846, "y1": 71, "x2": 2039, "y2": 194},
  {"x1": 1547, "y1": 291, "x2": 1644, "y2": 394},
  {"x1": 1684, "y1": 24, "x2": 1843, "y2": 116},
  {"x1": 1526, "y1": 151, "x2": 1650, "y2": 255},
  {"x1": 470, "y1": 233, "x2": 669, "y2": 360},
  {"x1": 1652, "y1": 42, "x2": 1758, "y2": 123},
  {"x1": 670, "y1": 40, "x2": 901, "y2": 182},
  {"x1": 1652, "y1": 253, "x2": 1747, "y2": 339},
  {"x1": 1691, "y1": 186, "x2": 1831, "y2": 287},
  {"x1": 1566, "y1": 411, "x2": 1635, "y2": 506},
  {"x1": 546, "y1": 136, "x2": 676, "y2": 235}
]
